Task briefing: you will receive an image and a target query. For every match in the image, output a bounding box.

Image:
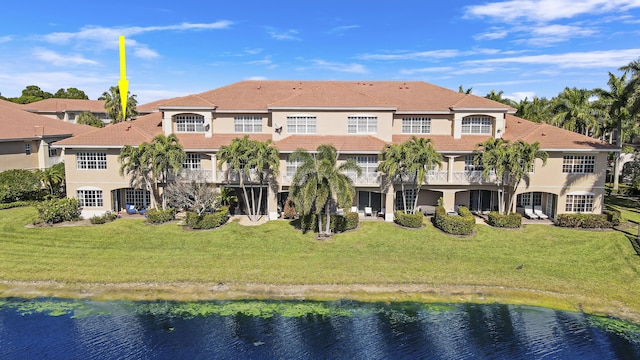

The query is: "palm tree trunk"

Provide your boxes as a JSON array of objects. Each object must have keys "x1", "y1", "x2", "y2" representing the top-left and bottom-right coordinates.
[
  {"x1": 325, "y1": 202, "x2": 331, "y2": 235},
  {"x1": 613, "y1": 122, "x2": 622, "y2": 193},
  {"x1": 317, "y1": 213, "x2": 324, "y2": 236}
]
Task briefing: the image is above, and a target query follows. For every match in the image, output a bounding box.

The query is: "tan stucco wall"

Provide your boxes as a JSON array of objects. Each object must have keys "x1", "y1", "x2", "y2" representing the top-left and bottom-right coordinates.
[{"x1": 0, "y1": 141, "x2": 40, "y2": 171}]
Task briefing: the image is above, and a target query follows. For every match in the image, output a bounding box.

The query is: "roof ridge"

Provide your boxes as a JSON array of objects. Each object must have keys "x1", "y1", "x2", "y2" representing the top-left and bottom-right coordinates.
[
  {"x1": 333, "y1": 82, "x2": 396, "y2": 106},
  {"x1": 266, "y1": 82, "x2": 330, "y2": 107}
]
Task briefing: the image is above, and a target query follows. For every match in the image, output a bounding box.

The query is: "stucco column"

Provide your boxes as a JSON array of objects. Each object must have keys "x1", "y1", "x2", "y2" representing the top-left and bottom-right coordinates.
[
  {"x1": 268, "y1": 183, "x2": 279, "y2": 220},
  {"x1": 442, "y1": 190, "x2": 456, "y2": 212},
  {"x1": 384, "y1": 185, "x2": 394, "y2": 222},
  {"x1": 37, "y1": 140, "x2": 48, "y2": 169},
  {"x1": 447, "y1": 156, "x2": 455, "y2": 183}
]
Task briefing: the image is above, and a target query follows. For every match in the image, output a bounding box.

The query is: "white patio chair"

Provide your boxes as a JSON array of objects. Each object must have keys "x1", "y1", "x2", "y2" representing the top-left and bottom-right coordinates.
[
  {"x1": 364, "y1": 207, "x2": 373, "y2": 216},
  {"x1": 533, "y1": 206, "x2": 549, "y2": 219},
  {"x1": 524, "y1": 208, "x2": 539, "y2": 219},
  {"x1": 350, "y1": 206, "x2": 358, "y2": 213}
]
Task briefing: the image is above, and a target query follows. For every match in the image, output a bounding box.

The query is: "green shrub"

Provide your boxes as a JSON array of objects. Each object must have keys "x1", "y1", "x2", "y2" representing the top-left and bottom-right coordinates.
[
  {"x1": 36, "y1": 198, "x2": 81, "y2": 224},
  {"x1": 394, "y1": 211, "x2": 424, "y2": 228},
  {"x1": 293, "y1": 212, "x2": 359, "y2": 233},
  {"x1": 89, "y1": 211, "x2": 118, "y2": 225},
  {"x1": 434, "y1": 206, "x2": 475, "y2": 235},
  {"x1": 0, "y1": 169, "x2": 44, "y2": 203},
  {"x1": 146, "y1": 208, "x2": 176, "y2": 224},
  {"x1": 556, "y1": 214, "x2": 611, "y2": 228},
  {"x1": 487, "y1": 212, "x2": 522, "y2": 228},
  {"x1": 603, "y1": 207, "x2": 622, "y2": 226},
  {"x1": 185, "y1": 207, "x2": 230, "y2": 229},
  {"x1": 0, "y1": 201, "x2": 31, "y2": 210}
]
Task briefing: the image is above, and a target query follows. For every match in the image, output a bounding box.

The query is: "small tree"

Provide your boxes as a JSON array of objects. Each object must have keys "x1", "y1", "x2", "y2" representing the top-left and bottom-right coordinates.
[
  {"x1": 0, "y1": 169, "x2": 43, "y2": 202},
  {"x1": 37, "y1": 162, "x2": 66, "y2": 197},
  {"x1": 165, "y1": 173, "x2": 220, "y2": 216},
  {"x1": 76, "y1": 112, "x2": 105, "y2": 128},
  {"x1": 99, "y1": 86, "x2": 138, "y2": 123}
]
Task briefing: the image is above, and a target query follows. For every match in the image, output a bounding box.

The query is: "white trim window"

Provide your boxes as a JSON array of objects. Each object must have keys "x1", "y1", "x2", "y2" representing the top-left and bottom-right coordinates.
[
  {"x1": 48, "y1": 147, "x2": 57, "y2": 157},
  {"x1": 402, "y1": 117, "x2": 431, "y2": 134},
  {"x1": 461, "y1": 116, "x2": 492, "y2": 134},
  {"x1": 464, "y1": 155, "x2": 483, "y2": 171},
  {"x1": 287, "y1": 115, "x2": 316, "y2": 134},
  {"x1": 24, "y1": 143, "x2": 31, "y2": 155},
  {"x1": 125, "y1": 188, "x2": 151, "y2": 209},
  {"x1": 77, "y1": 189, "x2": 103, "y2": 207},
  {"x1": 76, "y1": 152, "x2": 107, "y2": 170},
  {"x1": 234, "y1": 116, "x2": 262, "y2": 133},
  {"x1": 348, "y1": 156, "x2": 378, "y2": 176},
  {"x1": 175, "y1": 114, "x2": 205, "y2": 133},
  {"x1": 182, "y1": 153, "x2": 201, "y2": 170},
  {"x1": 348, "y1": 115, "x2": 377, "y2": 134},
  {"x1": 565, "y1": 193, "x2": 594, "y2": 213},
  {"x1": 285, "y1": 157, "x2": 302, "y2": 177},
  {"x1": 562, "y1": 155, "x2": 595, "y2": 173}
]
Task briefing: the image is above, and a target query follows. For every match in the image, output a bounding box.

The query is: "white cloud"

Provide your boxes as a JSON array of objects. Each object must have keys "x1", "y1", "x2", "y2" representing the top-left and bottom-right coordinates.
[
  {"x1": 0, "y1": 35, "x2": 12, "y2": 43},
  {"x1": 506, "y1": 91, "x2": 537, "y2": 102},
  {"x1": 245, "y1": 76, "x2": 268, "y2": 81},
  {"x1": 268, "y1": 29, "x2": 301, "y2": 41},
  {"x1": 0, "y1": 71, "x2": 113, "y2": 98},
  {"x1": 134, "y1": 47, "x2": 160, "y2": 59},
  {"x1": 357, "y1": 49, "x2": 461, "y2": 61},
  {"x1": 300, "y1": 59, "x2": 368, "y2": 74},
  {"x1": 327, "y1": 25, "x2": 360, "y2": 35},
  {"x1": 33, "y1": 48, "x2": 99, "y2": 66},
  {"x1": 245, "y1": 57, "x2": 272, "y2": 66},
  {"x1": 464, "y1": 0, "x2": 640, "y2": 23},
  {"x1": 474, "y1": 28, "x2": 509, "y2": 40},
  {"x1": 520, "y1": 24, "x2": 598, "y2": 46},
  {"x1": 463, "y1": 48, "x2": 640, "y2": 68}
]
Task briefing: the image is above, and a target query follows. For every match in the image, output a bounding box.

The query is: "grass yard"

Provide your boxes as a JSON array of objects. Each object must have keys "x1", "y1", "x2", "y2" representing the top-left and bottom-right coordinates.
[{"x1": 1, "y1": 206, "x2": 640, "y2": 322}]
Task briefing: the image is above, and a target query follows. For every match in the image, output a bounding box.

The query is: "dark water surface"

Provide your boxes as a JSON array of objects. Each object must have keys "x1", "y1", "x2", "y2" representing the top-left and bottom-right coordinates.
[{"x1": 0, "y1": 298, "x2": 639, "y2": 359}]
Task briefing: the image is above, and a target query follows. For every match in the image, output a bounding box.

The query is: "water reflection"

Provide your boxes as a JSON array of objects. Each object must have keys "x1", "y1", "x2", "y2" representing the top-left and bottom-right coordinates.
[{"x1": 0, "y1": 299, "x2": 638, "y2": 359}]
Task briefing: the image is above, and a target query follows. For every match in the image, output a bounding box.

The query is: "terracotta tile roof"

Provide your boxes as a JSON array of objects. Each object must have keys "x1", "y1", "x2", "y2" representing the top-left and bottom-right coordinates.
[
  {"x1": 22, "y1": 98, "x2": 106, "y2": 113},
  {"x1": 502, "y1": 114, "x2": 616, "y2": 150},
  {"x1": 179, "y1": 133, "x2": 273, "y2": 150},
  {"x1": 0, "y1": 106, "x2": 95, "y2": 140},
  {"x1": 154, "y1": 81, "x2": 507, "y2": 112},
  {"x1": 392, "y1": 135, "x2": 491, "y2": 152},
  {"x1": 275, "y1": 135, "x2": 387, "y2": 152},
  {"x1": 55, "y1": 113, "x2": 162, "y2": 147},
  {"x1": 137, "y1": 98, "x2": 168, "y2": 113},
  {"x1": 0, "y1": 99, "x2": 25, "y2": 109}
]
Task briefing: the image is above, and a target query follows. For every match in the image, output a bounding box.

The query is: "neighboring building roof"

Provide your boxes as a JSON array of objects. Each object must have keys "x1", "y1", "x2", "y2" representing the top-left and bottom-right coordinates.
[
  {"x1": 22, "y1": 98, "x2": 106, "y2": 113},
  {"x1": 158, "y1": 80, "x2": 511, "y2": 112},
  {"x1": 137, "y1": 98, "x2": 168, "y2": 113},
  {"x1": 502, "y1": 115, "x2": 616, "y2": 150},
  {"x1": 55, "y1": 113, "x2": 163, "y2": 147},
  {"x1": 0, "y1": 106, "x2": 95, "y2": 141},
  {"x1": 0, "y1": 99, "x2": 25, "y2": 109}
]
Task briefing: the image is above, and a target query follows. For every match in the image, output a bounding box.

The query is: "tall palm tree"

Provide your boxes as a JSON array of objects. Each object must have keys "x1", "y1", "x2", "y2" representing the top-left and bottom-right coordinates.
[
  {"x1": 99, "y1": 86, "x2": 138, "y2": 123},
  {"x1": 217, "y1": 136, "x2": 280, "y2": 222},
  {"x1": 149, "y1": 134, "x2": 186, "y2": 209},
  {"x1": 378, "y1": 136, "x2": 442, "y2": 214},
  {"x1": 290, "y1": 145, "x2": 361, "y2": 237},
  {"x1": 119, "y1": 142, "x2": 156, "y2": 207},
  {"x1": 475, "y1": 138, "x2": 510, "y2": 214},
  {"x1": 552, "y1": 87, "x2": 603, "y2": 136},
  {"x1": 516, "y1": 97, "x2": 553, "y2": 123},
  {"x1": 485, "y1": 89, "x2": 517, "y2": 107},
  {"x1": 506, "y1": 141, "x2": 548, "y2": 212},
  {"x1": 594, "y1": 72, "x2": 634, "y2": 193}
]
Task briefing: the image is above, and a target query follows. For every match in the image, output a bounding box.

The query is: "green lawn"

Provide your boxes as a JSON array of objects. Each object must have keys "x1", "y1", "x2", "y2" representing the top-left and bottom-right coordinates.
[{"x1": 1, "y1": 206, "x2": 640, "y2": 322}]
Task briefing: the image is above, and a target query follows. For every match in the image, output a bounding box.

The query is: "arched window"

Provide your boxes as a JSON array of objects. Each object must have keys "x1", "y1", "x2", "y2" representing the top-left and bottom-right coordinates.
[{"x1": 461, "y1": 116, "x2": 493, "y2": 134}]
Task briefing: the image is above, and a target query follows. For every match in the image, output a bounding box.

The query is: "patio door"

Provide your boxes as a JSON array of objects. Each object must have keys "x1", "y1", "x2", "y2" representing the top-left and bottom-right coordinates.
[{"x1": 358, "y1": 191, "x2": 382, "y2": 212}]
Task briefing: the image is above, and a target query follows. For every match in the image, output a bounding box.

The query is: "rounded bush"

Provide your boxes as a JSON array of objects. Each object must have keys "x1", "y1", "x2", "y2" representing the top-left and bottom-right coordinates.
[
  {"x1": 394, "y1": 211, "x2": 423, "y2": 228},
  {"x1": 434, "y1": 206, "x2": 475, "y2": 235},
  {"x1": 487, "y1": 212, "x2": 522, "y2": 228}
]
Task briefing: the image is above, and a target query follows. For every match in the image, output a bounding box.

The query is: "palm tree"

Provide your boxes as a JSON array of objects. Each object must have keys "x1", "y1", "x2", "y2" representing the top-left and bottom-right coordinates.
[
  {"x1": 149, "y1": 134, "x2": 186, "y2": 209},
  {"x1": 99, "y1": 86, "x2": 138, "y2": 123},
  {"x1": 516, "y1": 97, "x2": 553, "y2": 123},
  {"x1": 217, "y1": 136, "x2": 280, "y2": 222},
  {"x1": 485, "y1": 90, "x2": 516, "y2": 107},
  {"x1": 119, "y1": 142, "x2": 156, "y2": 207},
  {"x1": 290, "y1": 144, "x2": 361, "y2": 237},
  {"x1": 594, "y1": 72, "x2": 635, "y2": 193},
  {"x1": 474, "y1": 139, "x2": 547, "y2": 214},
  {"x1": 378, "y1": 136, "x2": 442, "y2": 214},
  {"x1": 37, "y1": 162, "x2": 65, "y2": 196},
  {"x1": 551, "y1": 87, "x2": 603, "y2": 136}
]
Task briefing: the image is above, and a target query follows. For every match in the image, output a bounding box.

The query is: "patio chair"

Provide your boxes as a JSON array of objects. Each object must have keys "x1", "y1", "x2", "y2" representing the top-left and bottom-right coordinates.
[
  {"x1": 533, "y1": 206, "x2": 549, "y2": 219},
  {"x1": 523, "y1": 208, "x2": 539, "y2": 219},
  {"x1": 125, "y1": 204, "x2": 138, "y2": 215},
  {"x1": 350, "y1": 206, "x2": 358, "y2": 213},
  {"x1": 138, "y1": 207, "x2": 148, "y2": 215},
  {"x1": 364, "y1": 207, "x2": 373, "y2": 217},
  {"x1": 378, "y1": 208, "x2": 386, "y2": 217}
]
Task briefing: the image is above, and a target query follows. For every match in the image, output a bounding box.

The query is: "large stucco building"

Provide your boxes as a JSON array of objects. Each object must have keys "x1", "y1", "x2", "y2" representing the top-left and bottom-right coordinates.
[{"x1": 54, "y1": 80, "x2": 616, "y2": 220}]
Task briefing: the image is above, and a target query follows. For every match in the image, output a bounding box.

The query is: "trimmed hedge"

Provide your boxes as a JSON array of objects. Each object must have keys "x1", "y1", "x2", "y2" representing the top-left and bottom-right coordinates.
[
  {"x1": 603, "y1": 207, "x2": 622, "y2": 226},
  {"x1": 487, "y1": 212, "x2": 522, "y2": 228},
  {"x1": 0, "y1": 201, "x2": 31, "y2": 210},
  {"x1": 293, "y1": 212, "x2": 359, "y2": 234},
  {"x1": 185, "y1": 206, "x2": 230, "y2": 230},
  {"x1": 556, "y1": 214, "x2": 611, "y2": 229},
  {"x1": 36, "y1": 198, "x2": 81, "y2": 224},
  {"x1": 434, "y1": 206, "x2": 475, "y2": 235},
  {"x1": 146, "y1": 208, "x2": 176, "y2": 224},
  {"x1": 90, "y1": 211, "x2": 118, "y2": 225},
  {"x1": 394, "y1": 211, "x2": 424, "y2": 228}
]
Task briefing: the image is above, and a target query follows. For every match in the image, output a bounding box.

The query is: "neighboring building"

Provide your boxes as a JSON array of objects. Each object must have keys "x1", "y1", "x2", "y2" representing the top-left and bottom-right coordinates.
[
  {"x1": 55, "y1": 81, "x2": 616, "y2": 219},
  {"x1": 23, "y1": 98, "x2": 110, "y2": 124},
  {"x1": 0, "y1": 101, "x2": 95, "y2": 171}
]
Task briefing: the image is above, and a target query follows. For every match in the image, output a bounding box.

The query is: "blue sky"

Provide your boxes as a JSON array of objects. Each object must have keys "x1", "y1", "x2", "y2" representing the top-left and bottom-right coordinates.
[{"x1": 1, "y1": 0, "x2": 639, "y2": 104}]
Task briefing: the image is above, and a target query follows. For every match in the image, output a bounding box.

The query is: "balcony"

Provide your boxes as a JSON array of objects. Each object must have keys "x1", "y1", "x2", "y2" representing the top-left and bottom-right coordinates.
[
  {"x1": 395, "y1": 170, "x2": 497, "y2": 185},
  {"x1": 47, "y1": 156, "x2": 64, "y2": 168},
  {"x1": 217, "y1": 169, "x2": 268, "y2": 184},
  {"x1": 170, "y1": 169, "x2": 213, "y2": 182},
  {"x1": 346, "y1": 172, "x2": 381, "y2": 186}
]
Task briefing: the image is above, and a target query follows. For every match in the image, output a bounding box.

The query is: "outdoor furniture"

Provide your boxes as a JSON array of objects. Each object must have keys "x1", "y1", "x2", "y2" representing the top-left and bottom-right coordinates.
[
  {"x1": 364, "y1": 207, "x2": 373, "y2": 216},
  {"x1": 125, "y1": 204, "x2": 138, "y2": 215},
  {"x1": 336, "y1": 208, "x2": 345, "y2": 216},
  {"x1": 138, "y1": 208, "x2": 148, "y2": 215},
  {"x1": 534, "y1": 206, "x2": 549, "y2": 219},
  {"x1": 524, "y1": 208, "x2": 539, "y2": 219},
  {"x1": 378, "y1": 208, "x2": 386, "y2": 217},
  {"x1": 350, "y1": 206, "x2": 358, "y2": 213}
]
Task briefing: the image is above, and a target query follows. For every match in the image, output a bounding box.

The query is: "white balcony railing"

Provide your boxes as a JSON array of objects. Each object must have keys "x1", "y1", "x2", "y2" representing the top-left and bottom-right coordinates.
[
  {"x1": 346, "y1": 172, "x2": 381, "y2": 186},
  {"x1": 217, "y1": 169, "x2": 268, "y2": 183},
  {"x1": 425, "y1": 171, "x2": 448, "y2": 183},
  {"x1": 47, "y1": 156, "x2": 64, "y2": 167},
  {"x1": 451, "y1": 170, "x2": 497, "y2": 184},
  {"x1": 170, "y1": 169, "x2": 213, "y2": 182}
]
